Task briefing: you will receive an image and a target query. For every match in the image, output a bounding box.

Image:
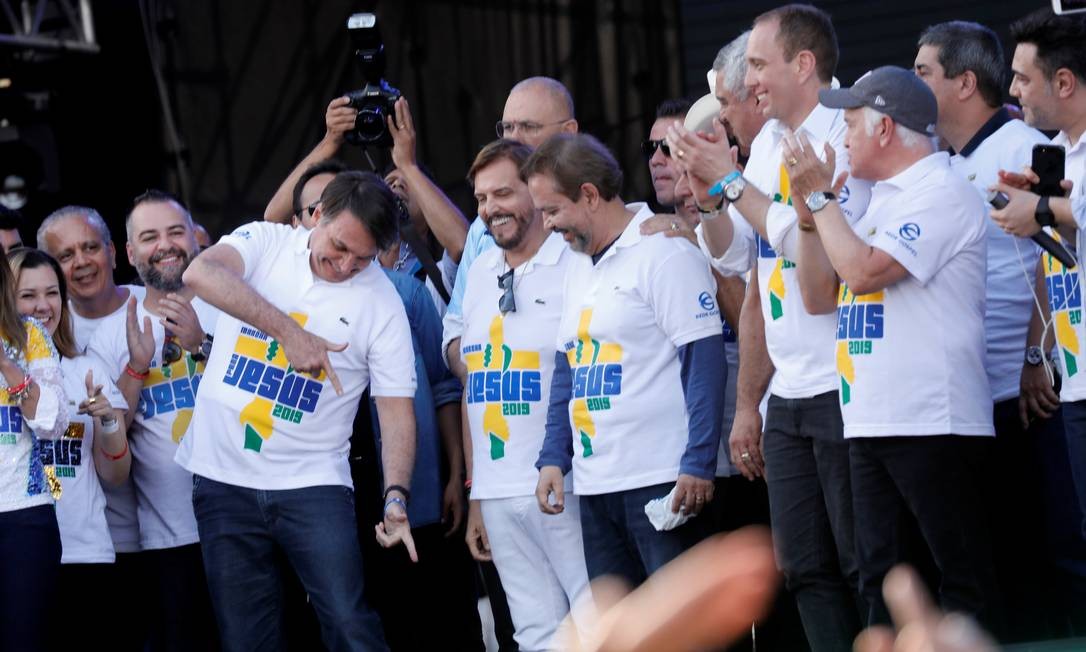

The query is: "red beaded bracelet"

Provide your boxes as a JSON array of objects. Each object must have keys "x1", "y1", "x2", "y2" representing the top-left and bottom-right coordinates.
[
  {"x1": 101, "y1": 437, "x2": 129, "y2": 461},
  {"x1": 124, "y1": 364, "x2": 149, "y2": 381},
  {"x1": 6, "y1": 376, "x2": 30, "y2": 396}
]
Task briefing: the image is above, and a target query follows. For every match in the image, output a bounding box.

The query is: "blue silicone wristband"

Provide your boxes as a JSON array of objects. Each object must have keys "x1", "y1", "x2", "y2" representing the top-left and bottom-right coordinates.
[
  {"x1": 708, "y1": 171, "x2": 742, "y2": 197},
  {"x1": 384, "y1": 497, "x2": 407, "y2": 514}
]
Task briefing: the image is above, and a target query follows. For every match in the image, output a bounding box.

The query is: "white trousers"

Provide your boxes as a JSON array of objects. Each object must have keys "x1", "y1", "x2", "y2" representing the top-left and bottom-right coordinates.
[{"x1": 481, "y1": 495, "x2": 595, "y2": 652}]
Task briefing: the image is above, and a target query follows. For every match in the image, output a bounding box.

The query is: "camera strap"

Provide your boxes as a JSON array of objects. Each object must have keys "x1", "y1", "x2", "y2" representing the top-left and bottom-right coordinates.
[{"x1": 402, "y1": 226, "x2": 452, "y2": 306}]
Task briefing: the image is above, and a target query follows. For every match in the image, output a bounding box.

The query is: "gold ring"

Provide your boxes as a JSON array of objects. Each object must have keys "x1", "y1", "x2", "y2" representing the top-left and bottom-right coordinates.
[
  {"x1": 740, "y1": 451, "x2": 752, "y2": 460},
  {"x1": 788, "y1": 157, "x2": 799, "y2": 166},
  {"x1": 677, "y1": 149, "x2": 686, "y2": 158},
  {"x1": 87, "y1": 396, "x2": 97, "y2": 405},
  {"x1": 670, "y1": 221, "x2": 679, "y2": 231}
]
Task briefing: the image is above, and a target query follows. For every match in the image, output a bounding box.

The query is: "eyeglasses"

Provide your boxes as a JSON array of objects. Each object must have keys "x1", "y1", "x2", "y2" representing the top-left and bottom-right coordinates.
[
  {"x1": 640, "y1": 139, "x2": 671, "y2": 159},
  {"x1": 295, "y1": 201, "x2": 319, "y2": 222},
  {"x1": 495, "y1": 119, "x2": 571, "y2": 139},
  {"x1": 497, "y1": 269, "x2": 516, "y2": 314},
  {"x1": 162, "y1": 328, "x2": 183, "y2": 367}
]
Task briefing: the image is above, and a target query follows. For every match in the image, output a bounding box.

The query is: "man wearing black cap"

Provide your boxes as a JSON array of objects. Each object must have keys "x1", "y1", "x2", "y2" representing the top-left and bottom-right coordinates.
[{"x1": 786, "y1": 66, "x2": 999, "y2": 628}]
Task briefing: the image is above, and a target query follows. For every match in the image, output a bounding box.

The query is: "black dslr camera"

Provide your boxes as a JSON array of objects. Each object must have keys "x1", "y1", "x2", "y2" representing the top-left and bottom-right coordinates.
[{"x1": 344, "y1": 13, "x2": 401, "y2": 147}]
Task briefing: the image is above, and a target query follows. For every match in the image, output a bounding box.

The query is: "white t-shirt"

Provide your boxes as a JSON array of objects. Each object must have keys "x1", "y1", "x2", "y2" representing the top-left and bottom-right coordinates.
[
  {"x1": 70, "y1": 285, "x2": 146, "y2": 354},
  {"x1": 68, "y1": 285, "x2": 145, "y2": 553},
  {"x1": 837, "y1": 152, "x2": 993, "y2": 438},
  {"x1": 702, "y1": 104, "x2": 872, "y2": 398},
  {"x1": 175, "y1": 221, "x2": 416, "y2": 491},
  {"x1": 950, "y1": 117, "x2": 1048, "y2": 402},
  {"x1": 88, "y1": 294, "x2": 219, "y2": 550},
  {"x1": 1045, "y1": 130, "x2": 1086, "y2": 402},
  {"x1": 463, "y1": 233, "x2": 572, "y2": 500},
  {"x1": 50, "y1": 355, "x2": 127, "y2": 563},
  {"x1": 557, "y1": 204, "x2": 721, "y2": 495}
]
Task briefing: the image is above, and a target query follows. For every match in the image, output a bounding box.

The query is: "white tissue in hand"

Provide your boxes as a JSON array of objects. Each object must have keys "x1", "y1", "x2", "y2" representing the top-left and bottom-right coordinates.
[{"x1": 644, "y1": 486, "x2": 695, "y2": 532}]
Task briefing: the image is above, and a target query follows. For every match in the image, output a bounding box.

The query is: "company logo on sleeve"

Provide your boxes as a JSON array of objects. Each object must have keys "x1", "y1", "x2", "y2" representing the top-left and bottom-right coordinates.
[
  {"x1": 835, "y1": 285, "x2": 885, "y2": 405},
  {"x1": 1045, "y1": 247, "x2": 1082, "y2": 377},
  {"x1": 898, "y1": 223, "x2": 921, "y2": 241},
  {"x1": 463, "y1": 315, "x2": 542, "y2": 460},
  {"x1": 561, "y1": 309, "x2": 623, "y2": 458},
  {"x1": 223, "y1": 313, "x2": 325, "y2": 453}
]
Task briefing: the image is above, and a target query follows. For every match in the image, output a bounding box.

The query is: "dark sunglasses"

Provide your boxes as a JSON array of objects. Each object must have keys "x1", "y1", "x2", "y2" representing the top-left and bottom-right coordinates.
[
  {"x1": 295, "y1": 201, "x2": 319, "y2": 222},
  {"x1": 162, "y1": 329, "x2": 183, "y2": 367},
  {"x1": 640, "y1": 139, "x2": 671, "y2": 159},
  {"x1": 497, "y1": 269, "x2": 516, "y2": 314}
]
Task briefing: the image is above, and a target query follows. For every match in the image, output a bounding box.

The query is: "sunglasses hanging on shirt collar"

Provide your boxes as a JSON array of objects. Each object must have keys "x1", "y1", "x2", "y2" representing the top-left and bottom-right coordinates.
[{"x1": 497, "y1": 268, "x2": 516, "y2": 314}]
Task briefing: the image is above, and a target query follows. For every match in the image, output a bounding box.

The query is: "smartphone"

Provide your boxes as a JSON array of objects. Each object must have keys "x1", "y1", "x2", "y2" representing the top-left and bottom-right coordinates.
[
  {"x1": 1053, "y1": 0, "x2": 1086, "y2": 15},
  {"x1": 1032, "y1": 144, "x2": 1066, "y2": 197}
]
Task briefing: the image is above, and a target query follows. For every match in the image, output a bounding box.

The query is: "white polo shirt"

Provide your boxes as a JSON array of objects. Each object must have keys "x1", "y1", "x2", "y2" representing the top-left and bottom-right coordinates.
[
  {"x1": 950, "y1": 115, "x2": 1048, "y2": 403},
  {"x1": 89, "y1": 294, "x2": 219, "y2": 550},
  {"x1": 69, "y1": 286, "x2": 144, "y2": 552},
  {"x1": 837, "y1": 152, "x2": 993, "y2": 438},
  {"x1": 1046, "y1": 130, "x2": 1086, "y2": 402},
  {"x1": 463, "y1": 233, "x2": 573, "y2": 499},
  {"x1": 175, "y1": 221, "x2": 416, "y2": 491},
  {"x1": 702, "y1": 103, "x2": 872, "y2": 398},
  {"x1": 558, "y1": 203, "x2": 721, "y2": 495},
  {"x1": 52, "y1": 355, "x2": 127, "y2": 563}
]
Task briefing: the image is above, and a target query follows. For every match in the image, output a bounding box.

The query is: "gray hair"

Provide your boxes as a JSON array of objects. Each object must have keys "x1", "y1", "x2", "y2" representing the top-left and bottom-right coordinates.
[
  {"x1": 37, "y1": 205, "x2": 112, "y2": 251},
  {"x1": 510, "y1": 76, "x2": 575, "y2": 119},
  {"x1": 713, "y1": 31, "x2": 751, "y2": 102},
  {"x1": 917, "y1": 21, "x2": 1005, "y2": 109},
  {"x1": 861, "y1": 107, "x2": 933, "y2": 150}
]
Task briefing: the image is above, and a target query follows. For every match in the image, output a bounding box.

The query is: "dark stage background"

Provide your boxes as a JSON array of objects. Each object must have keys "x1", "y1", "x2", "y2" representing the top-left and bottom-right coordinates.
[{"x1": 0, "y1": 0, "x2": 1051, "y2": 278}]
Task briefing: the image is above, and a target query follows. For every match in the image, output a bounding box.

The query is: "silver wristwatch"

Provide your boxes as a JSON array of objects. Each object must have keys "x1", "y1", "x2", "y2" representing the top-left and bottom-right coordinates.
[
  {"x1": 724, "y1": 175, "x2": 747, "y2": 203},
  {"x1": 805, "y1": 191, "x2": 837, "y2": 214}
]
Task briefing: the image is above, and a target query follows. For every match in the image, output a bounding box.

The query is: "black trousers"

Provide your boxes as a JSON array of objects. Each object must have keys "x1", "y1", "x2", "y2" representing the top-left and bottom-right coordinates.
[{"x1": 850, "y1": 435, "x2": 1000, "y2": 630}]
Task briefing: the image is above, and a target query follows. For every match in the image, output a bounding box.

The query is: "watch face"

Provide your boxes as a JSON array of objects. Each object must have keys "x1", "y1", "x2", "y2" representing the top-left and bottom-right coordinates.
[
  {"x1": 1026, "y1": 347, "x2": 1044, "y2": 365},
  {"x1": 807, "y1": 193, "x2": 829, "y2": 213},
  {"x1": 724, "y1": 178, "x2": 745, "y2": 202}
]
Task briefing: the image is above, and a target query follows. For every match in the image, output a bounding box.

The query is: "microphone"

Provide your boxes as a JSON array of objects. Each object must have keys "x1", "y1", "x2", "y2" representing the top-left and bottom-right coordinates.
[{"x1": 988, "y1": 190, "x2": 1076, "y2": 269}]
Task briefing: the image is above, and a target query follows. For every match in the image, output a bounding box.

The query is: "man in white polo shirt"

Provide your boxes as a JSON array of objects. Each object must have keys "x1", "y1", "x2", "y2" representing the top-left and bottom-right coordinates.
[
  {"x1": 175, "y1": 171, "x2": 418, "y2": 651},
  {"x1": 914, "y1": 20, "x2": 1055, "y2": 641},
  {"x1": 790, "y1": 66, "x2": 998, "y2": 627},
  {"x1": 988, "y1": 7, "x2": 1086, "y2": 556},
  {"x1": 460, "y1": 139, "x2": 592, "y2": 651},
  {"x1": 530, "y1": 133, "x2": 725, "y2": 588},
  {"x1": 87, "y1": 190, "x2": 219, "y2": 650},
  {"x1": 667, "y1": 6, "x2": 869, "y2": 649}
]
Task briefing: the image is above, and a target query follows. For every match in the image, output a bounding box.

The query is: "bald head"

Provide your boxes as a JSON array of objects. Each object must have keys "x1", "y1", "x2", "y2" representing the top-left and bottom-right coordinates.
[{"x1": 500, "y1": 76, "x2": 578, "y2": 147}]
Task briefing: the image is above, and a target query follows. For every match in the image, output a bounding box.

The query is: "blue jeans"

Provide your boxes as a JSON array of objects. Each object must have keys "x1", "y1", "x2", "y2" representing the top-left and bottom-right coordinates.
[
  {"x1": 578, "y1": 481, "x2": 690, "y2": 588},
  {"x1": 763, "y1": 391, "x2": 861, "y2": 652},
  {"x1": 192, "y1": 475, "x2": 388, "y2": 652}
]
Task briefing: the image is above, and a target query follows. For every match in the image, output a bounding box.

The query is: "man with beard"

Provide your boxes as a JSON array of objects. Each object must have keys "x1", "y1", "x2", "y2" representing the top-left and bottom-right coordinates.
[
  {"x1": 461, "y1": 139, "x2": 592, "y2": 650},
  {"x1": 88, "y1": 190, "x2": 220, "y2": 650},
  {"x1": 531, "y1": 133, "x2": 725, "y2": 588}
]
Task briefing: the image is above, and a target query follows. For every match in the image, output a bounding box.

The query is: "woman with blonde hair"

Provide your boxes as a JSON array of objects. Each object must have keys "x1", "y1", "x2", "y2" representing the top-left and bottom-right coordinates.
[{"x1": 0, "y1": 246, "x2": 70, "y2": 650}]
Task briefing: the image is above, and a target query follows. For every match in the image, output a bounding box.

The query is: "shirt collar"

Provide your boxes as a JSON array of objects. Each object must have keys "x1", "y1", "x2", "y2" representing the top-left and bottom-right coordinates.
[
  {"x1": 770, "y1": 102, "x2": 841, "y2": 141},
  {"x1": 610, "y1": 202, "x2": 654, "y2": 248},
  {"x1": 955, "y1": 107, "x2": 1011, "y2": 157},
  {"x1": 877, "y1": 151, "x2": 949, "y2": 191},
  {"x1": 484, "y1": 230, "x2": 566, "y2": 272},
  {"x1": 1053, "y1": 130, "x2": 1086, "y2": 155}
]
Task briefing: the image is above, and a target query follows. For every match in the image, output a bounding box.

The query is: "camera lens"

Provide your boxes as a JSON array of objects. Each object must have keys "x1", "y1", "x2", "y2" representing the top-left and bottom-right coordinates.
[{"x1": 355, "y1": 104, "x2": 387, "y2": 143}]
